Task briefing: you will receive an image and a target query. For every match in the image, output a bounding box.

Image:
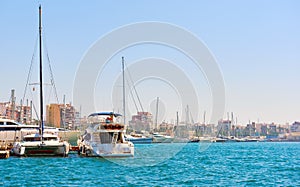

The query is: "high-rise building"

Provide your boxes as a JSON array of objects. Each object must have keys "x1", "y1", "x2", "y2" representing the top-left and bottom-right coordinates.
[
  {"x1": 46, "y1": 103, "x2": 77, "y2": 129},
  {"x1": 0, "y1": 101, "x2": 32, "y2": 124},
  {"x1": 46, "y1": 104, "x2": 61, "y2": 128},
  {"x1": 129, "y1": 112, "x2": 153, "y2": 131},
  {"x1": 291, "y1": 122, "x2": 300, "y2": 132},
  {"x1": 217, "y1": 120, "x2": 231, "y2": 136}
]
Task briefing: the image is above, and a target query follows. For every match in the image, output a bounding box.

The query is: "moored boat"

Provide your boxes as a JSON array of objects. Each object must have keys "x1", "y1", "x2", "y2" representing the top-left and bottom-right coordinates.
[
  {"x1": 0, "y1": 118, "x2": 39, "y2": 147},
  {"x1": 214, "y1": 137, "x2": 226, "y2": 142},
  {"x1": 77, "y1": 112, "x2": 134, "y2": 157},
  {"x1": 199, "y1": 137, "x2": 215, "y2": 143},
  {"x1": 12, "y1": 128, "x2": 70, "y2": 157},
  {"x1": 152, "y1": 132, "x2": 174, "y2": 143},
  {"x1": 125, "y1": 133, "x2": 153, "y2": 144},
  {"x1": 12, "y1": 5, "x2": 70, "y2": 157},
  {"x1": 244, "y1": 137, "x2": 259, "y2": 142}
]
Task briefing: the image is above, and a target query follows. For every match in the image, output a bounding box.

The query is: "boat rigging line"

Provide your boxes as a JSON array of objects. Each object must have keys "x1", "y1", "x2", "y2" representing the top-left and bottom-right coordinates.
[
  {"x1": 127, "y1": 80, "x2": 139, "y2": 113},
  {"x1": 21, "y1": 14, "x2": 60, "y2": 122},
  {"x1": 43, "y1": 31, "x2": 60, "y2": 104},
  {"x1": 124, "y1": 61, "x2": 144, "y2": 113},
  {"x1": 22, "y1": 35, "x2": 38, "y2": 104}
]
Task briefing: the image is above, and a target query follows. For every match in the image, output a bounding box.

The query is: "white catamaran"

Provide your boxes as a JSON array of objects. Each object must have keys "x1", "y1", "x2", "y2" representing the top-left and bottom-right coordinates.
[{"x1": 12, "y1": 5, "x2": 70, "y2": 157}]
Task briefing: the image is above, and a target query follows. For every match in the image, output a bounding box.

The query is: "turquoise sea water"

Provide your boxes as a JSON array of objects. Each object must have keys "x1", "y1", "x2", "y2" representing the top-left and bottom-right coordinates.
[{"x1": 1, "y1": 142, "x2": 299, "y2": 186}]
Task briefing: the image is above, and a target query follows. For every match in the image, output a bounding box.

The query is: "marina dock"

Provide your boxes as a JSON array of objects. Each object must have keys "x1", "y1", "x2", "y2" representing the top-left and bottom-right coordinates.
[{"x1": 0, "y1": 141, "x2": 10, "y2": 159}]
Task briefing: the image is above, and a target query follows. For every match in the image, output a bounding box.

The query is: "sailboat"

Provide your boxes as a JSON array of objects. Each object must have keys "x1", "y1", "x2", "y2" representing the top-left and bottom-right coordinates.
[{"x1": 12, "y1": 5, "x2": 70, "y2": 157}]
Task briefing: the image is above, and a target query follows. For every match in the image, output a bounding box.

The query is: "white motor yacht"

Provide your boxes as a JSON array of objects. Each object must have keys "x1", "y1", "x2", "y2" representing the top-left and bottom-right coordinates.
[{"x1": 77, "y1": 112, "x2": 134, "y2": 157}]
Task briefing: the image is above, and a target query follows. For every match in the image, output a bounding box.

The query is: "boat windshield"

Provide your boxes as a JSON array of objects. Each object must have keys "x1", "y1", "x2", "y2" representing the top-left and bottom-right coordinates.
[
  {"x1": 0, "y1": 120, "x2": 23, "y2": 126},
  {"x1": 24, "y1": 137, "x2": 42, "y2": 142},
  {"x1": 24, "y1": 136, "x2": 58, "y2": 141},
  {"x1": 88, "y1": 114, "x2": 122, "y2": 124}
]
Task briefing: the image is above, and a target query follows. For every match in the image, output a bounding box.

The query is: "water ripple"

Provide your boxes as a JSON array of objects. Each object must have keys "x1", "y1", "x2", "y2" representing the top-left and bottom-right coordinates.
[{"x1": 0, "y1": 142, "x2": 299, "y2": 186}]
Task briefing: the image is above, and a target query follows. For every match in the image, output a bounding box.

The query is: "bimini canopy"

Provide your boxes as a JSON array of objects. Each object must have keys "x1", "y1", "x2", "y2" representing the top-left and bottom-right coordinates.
[{"x1": 88, "y1": 112, "x2": 122, "y2": 117}]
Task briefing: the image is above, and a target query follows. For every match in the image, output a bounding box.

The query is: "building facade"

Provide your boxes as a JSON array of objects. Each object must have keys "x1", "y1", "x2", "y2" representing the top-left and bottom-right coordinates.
[
  {"x1": 46, "y1": 103, "x2": 77, "y2": 129},
  {"x1": 0, "y1": 101, "x2": 32, "y2": 124},
  {"x1": 129, "y1": 112, "x2": 153, "y2": 132}
]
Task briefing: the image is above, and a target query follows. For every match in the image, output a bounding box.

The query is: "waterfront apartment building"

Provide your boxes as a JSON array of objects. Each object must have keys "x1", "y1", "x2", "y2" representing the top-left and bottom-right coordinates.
[
  {"x1": 193, "y1": 123, "x2": 215, "y2": 137},
  {"x1": 46, "y1": 104, "x2": 61, "y2": 128},
  {"x1": 291, "y1": 121, "x2": 300, "y2": 132},
  {"x1": 0, "y1": 102, "x2": 12, "y2": 118},
  {"x1": 217, "y1": 120, "x2": 231, "y2": 136},
  {"x1": 0, "y1": 90, "x2": 33, "y2": 124},
  {"x1": 46, "y1": 103, "x2": 78, "y2": 129},
  {"x1": 129, "y1": 112, "x2": 153, "y2": 132},
  {"x1": 0, "y1": 101, "x2": 32, "y2": 124}
]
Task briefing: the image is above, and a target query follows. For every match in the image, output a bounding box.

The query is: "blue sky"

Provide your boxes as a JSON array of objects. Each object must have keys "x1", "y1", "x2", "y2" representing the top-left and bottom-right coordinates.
[{"x1": 0, "y1": 1, "x2": 299, "y2": 125}]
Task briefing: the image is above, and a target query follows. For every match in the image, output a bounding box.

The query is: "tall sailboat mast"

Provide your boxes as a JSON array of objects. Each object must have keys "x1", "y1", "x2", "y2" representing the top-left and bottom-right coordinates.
[
  {"x1": 122, "y1": 57, "x2": 126, "y2": 125},
  {"x1": 39, "y1": 5, "x2": 44, "y2": 136}
]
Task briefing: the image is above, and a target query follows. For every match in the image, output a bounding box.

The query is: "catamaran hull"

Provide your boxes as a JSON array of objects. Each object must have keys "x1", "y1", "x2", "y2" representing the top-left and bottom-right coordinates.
[
  {"x1": 13, "y1": 144, "x2": 69, "y2": 157},
  {"x1": 0, "y1": 150, "x2": 10, "y2": 159}
]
